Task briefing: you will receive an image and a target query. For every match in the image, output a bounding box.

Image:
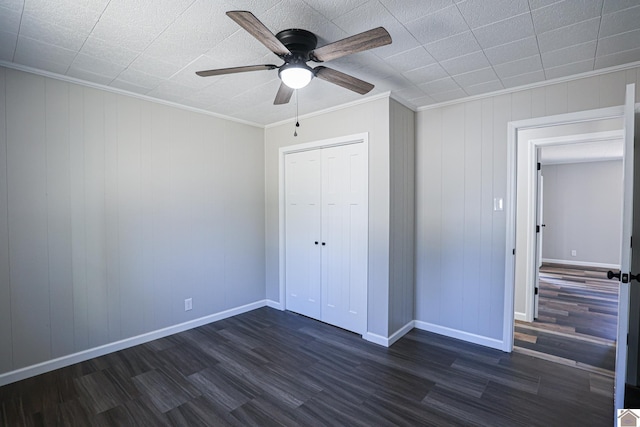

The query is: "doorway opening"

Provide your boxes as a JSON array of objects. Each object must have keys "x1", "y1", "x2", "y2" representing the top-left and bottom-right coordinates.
[
  {"x1": 512, "y1": 133, "x2": 624, "y2": 375},
  {"x1": 503, "y1": 84, "x2": 636, "y2": 410}
]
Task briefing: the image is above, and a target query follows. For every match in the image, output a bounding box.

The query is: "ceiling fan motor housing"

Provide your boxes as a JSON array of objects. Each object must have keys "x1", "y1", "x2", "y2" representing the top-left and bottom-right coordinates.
[{"x1": 275, "y1": 29, "x2": 318, "y2": 62}]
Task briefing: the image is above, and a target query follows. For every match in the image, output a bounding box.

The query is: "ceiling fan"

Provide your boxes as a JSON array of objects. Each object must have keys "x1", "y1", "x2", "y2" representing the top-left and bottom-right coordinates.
[{"x1": 196, "y1": 11, "x2": 392, "y2": 105}]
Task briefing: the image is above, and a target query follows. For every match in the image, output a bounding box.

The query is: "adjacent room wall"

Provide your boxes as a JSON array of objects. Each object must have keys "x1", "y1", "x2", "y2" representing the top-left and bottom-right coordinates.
[
  {"x1": 0, "y1": 67, "x2": 265, "y2": 377},
  {"x1": 264, "y1": 96, "x2": 395, "y2": 337},
  {"x1": 415, "y1": 67, "x2": 640, "y2": 345},
  {"x1": 541, "y1": 160, "x2": 623, "y2": 267},
  {"x1": 388, "y1": 99, "x2": 415, "y2": 335}
]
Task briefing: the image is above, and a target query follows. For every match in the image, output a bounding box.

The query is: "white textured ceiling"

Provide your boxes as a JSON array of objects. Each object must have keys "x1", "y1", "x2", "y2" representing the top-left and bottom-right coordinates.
[{"x1": 1, "y1": 0, "x2": 640, "y2": 125}]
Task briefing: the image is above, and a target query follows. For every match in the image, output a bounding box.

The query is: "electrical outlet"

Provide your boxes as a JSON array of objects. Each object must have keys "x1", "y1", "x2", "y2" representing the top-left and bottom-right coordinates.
[
  {"x1": 571, "y1": 250, "x2": 577, "y2": 257},
  {"x1": 184, "y1": 298, "x2": 192, "y2": 311}
]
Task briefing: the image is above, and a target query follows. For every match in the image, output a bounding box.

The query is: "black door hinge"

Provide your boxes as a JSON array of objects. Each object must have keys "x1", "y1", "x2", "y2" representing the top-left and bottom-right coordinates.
[
  {"x1": 535, "y1": 287, "x2": 539, "y2": 295},
  {"x1": 513, "y1": 248, "x2": 515, "y2": 255},
  {"x1": 537, "y1": 162, "x2": 541, "y2": 171},
  {"x1": 536, "y1": 225, "x2": 540, "y2": 233}
]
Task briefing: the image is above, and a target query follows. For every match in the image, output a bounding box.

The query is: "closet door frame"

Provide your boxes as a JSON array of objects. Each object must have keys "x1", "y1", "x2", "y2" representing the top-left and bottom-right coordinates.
[{"x1": 278, "y1": 133, "x2": 369, "y2": 331}]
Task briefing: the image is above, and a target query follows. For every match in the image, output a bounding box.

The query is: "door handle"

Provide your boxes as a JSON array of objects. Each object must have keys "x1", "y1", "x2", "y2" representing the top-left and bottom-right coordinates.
[{"x1": 608, "y1": 270, "x2": 640, "y2": 283}]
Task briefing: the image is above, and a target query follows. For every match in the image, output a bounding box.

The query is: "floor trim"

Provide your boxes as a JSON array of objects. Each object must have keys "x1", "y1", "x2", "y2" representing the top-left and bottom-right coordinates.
[
  {"x1": 1, "y1": 306, "x2": 511, "y2": 386},
  {"x1": 515, "y1": 311, "x2": 527, "y2": 322},
  {"x1": 0, "y1": 300, "x2": 268, "y2": 387},
  {"x1": 515, "y1": 321, "x2": 616, "y2": 347},
  {"x1": 265, "y1": 299, "x2": 284, "y2": 310},
  {"x1": 513, "y1": 346, "x2": 615, "y2": 378},
  {"x1": 541, "y1": 258, "x2": 620, "y2": 269},
  {"x1": 414, "y1": 321, "x2": 505, "y2": 351},
  {"x1": 363, "y1": 321, "x2": 414, "y2": 347}
]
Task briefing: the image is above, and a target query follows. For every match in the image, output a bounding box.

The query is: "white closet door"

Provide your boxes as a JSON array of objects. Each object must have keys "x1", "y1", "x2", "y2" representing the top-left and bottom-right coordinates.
[
  {"x1": 285, "y1": 149, "x2": 322, "y2": 319},
  {"x1": 321, "y1": 143, "x2": 368, "y2": 333}
]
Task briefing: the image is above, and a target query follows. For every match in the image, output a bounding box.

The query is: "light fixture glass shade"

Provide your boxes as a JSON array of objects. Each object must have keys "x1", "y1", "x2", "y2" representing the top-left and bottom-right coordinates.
[{"x1": 280, "y1": 65, "x2": 313, "y2": 89}]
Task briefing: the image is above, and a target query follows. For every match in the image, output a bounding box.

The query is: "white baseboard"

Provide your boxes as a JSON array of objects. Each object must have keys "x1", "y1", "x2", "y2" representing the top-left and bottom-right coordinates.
[
  {"x1": 0, "y1": 300, "x2": 268, "y2": 387},
  {"x1": 388, "y1": 321, "x2": 415, "y2": 346},
  {"x1": 362, "y1": 331, "x2": 389, "y2": 346},
  {"x1": 542, "y1": 258, "x2": 620, "y2": 269},
  {"x1": 266, "y1": 299, "x2": 284, "y2": 310},
  {"x1": 413, "y1": 321, "x2": 504, "y2": 351},
  {"x1": 1, "y1": 305, "x2": 513, "y2": 386},
  {"x1": 362, "y1": 320, "x2": 414, "y2": 347},
  {"x1": 514, "y1": 311, "x2": 528, "y2": 322}
]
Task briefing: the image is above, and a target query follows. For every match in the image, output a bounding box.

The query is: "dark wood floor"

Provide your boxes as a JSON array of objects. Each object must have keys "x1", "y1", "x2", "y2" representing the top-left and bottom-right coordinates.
[
  {"x1": 514, "y1": 264, "x2": 618, "y2": 374},
  {"x1": 1, "y1": 307, "x2": 613, "y2": 426}
]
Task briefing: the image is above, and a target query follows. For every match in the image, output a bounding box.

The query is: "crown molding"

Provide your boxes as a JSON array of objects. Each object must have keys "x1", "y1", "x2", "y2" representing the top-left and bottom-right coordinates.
[
  {"x1": 265, "y1": 91, "x2": 393, "y2": 128},
  {"x1": 416, "y1": 60, "x2": 640, "y2": 112},
  {"x1": 0, "y1": 60, "x2": 264, "y2": 129}
]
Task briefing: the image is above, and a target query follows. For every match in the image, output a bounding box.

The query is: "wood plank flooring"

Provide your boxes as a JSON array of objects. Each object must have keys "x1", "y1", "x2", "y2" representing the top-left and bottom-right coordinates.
[
  {"x1": 514, "y1": 263, "x2": 619, "y2": 374},
  {"x1": 1, "y1": 307, "x2": 614, "y2": 426}
]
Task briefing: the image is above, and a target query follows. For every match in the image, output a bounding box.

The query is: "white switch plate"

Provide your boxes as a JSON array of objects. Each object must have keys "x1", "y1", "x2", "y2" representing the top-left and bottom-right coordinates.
[
  {"x1": 493, "y1": 198, "x2": 503, "y2": 211},
  {"x1": 571, "y1": 250, "x2": 577, "y2": 257},
  {"x1": 185, "y1": 298, "x2": 192, "y2": 311}
]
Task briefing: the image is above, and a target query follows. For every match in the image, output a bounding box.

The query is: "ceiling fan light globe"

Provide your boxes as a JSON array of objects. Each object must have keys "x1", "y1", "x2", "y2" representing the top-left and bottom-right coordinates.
[{"x1": 280, "y1": 66, "x2": 313, "y2": 89}]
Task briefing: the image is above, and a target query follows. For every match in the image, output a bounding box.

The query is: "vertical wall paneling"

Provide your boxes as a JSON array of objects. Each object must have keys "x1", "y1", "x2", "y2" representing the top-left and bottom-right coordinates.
[
  {"x1": 388, "y1": 100, "x2": 415, "y2": 334},
  {"x1": 149, "y1": 104, "x2": 174, "y2": 330},
  {"x1": 224, "y1": 122, "x2": 265, "y2": 307},
  {"x1": 169, "y1": 109, "x2": 196, "y2": 322},
  {"x1": 567, "y1": 76, "x2": 599, "y2": 112},
  {"x1": 462, "y1": 100, "x2": 482, "y2": 333},
  {"x1": 599, "y1": 71, "x2": 628, "y2": 108},
  {"x1": 118, "y1": 96, "x2": 145, "y2": 338},
  {"x1": 45, "y1": 78, "x2": 74, "y2": 358},
  {"x1": 478, "y1": 98, "x2": 495, "y2": 338},
  {"x1": 139, "y1": 99, "x2": 154, "y2": 331},
  {"x1": 69, "y1": 83, "x2": 88, "y2": 352},
  {"x1": 531, "y1": 86, "x2": 546, "y2": 118},
  {"x1": 415, "y1": 108, "x2": 443, "y2": 323},
  {"x1": 6, "y1": 70, "x2": 51, "y2": 367},
  {"x1": 0, "y1": 68, "x2": 12, "y2": 372},
  {"x1": 545, "y1": 83, "x2": 568, "y2": 116},
  {"x1": 440, "y1": 104, "x2": 465, "y2": 330},
  {"x1": 0, "y1": 67, "x2": 266, "y2": 379},
  {"x1": 104, "y1": 92, "x2": 121, "y2": 342},
  {"x1": 416, "y1": 65, "x2": 639, "y2": 345},
  {"x1": 84, "y1": 88, "x2": 109, "y2": 348},
  {"x1": 185, "y1": 113, "x2": 213, "y2": 317},
  {"x1": 199, "y1": 116, "x2": 224, "y2": 315},
  {"x1": 511, "y1": 90, "x2": 532, "y2": 121},
  {"x1": 489, "y1": 94, "x2": 511, "y2": 337}
]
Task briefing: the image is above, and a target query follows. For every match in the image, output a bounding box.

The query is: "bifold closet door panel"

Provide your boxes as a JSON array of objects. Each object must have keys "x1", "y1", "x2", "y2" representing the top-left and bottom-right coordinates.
[
  {"x1": 284, "y1": 149, "x2": 322, "y2": 319},
  {"x1": 321, "y1": 143, "x2": 368, "y2": 333}
]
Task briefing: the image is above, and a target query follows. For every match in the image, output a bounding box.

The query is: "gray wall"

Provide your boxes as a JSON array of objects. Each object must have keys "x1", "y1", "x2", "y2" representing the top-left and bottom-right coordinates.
[
  {"x1": 0, "y1": 67, "x2": 265, "y2": 376},
  {"x1": 416, "y1": 68, "x2": 640, "y2": 342},
  {"x1": 389, "y1": 99, "x2": 415, "y2": 334},
  {"x1": 542, "y1": 160, "x2": 623, "y2": 266},
  {"x1": 265, "y1": 97, "x2": 396, "y2": 337}
]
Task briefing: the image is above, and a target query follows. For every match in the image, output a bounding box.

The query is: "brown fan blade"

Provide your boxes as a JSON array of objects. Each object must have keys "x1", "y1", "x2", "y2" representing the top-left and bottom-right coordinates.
[
  {"x1": 314, "y1": 66, "x2": 374, "y2": 95},
  {"x1": 274, "y1": 82, "x2": 294, "y2": 105},
  {"x1": 196, "y1": 64, "x2": 278, "y2": 77},
  {"x1": 227, "y1": 11, "x2": 291, "y2": 57},
  {"x1": 310, "y1": 27, "x2": 391, "y2": 63}
]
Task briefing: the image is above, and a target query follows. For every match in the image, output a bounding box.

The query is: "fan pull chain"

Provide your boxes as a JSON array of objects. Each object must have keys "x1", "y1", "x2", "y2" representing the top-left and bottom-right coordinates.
[{"x1": 294, "y1": 90, "x2": 300, "y2": 137}]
